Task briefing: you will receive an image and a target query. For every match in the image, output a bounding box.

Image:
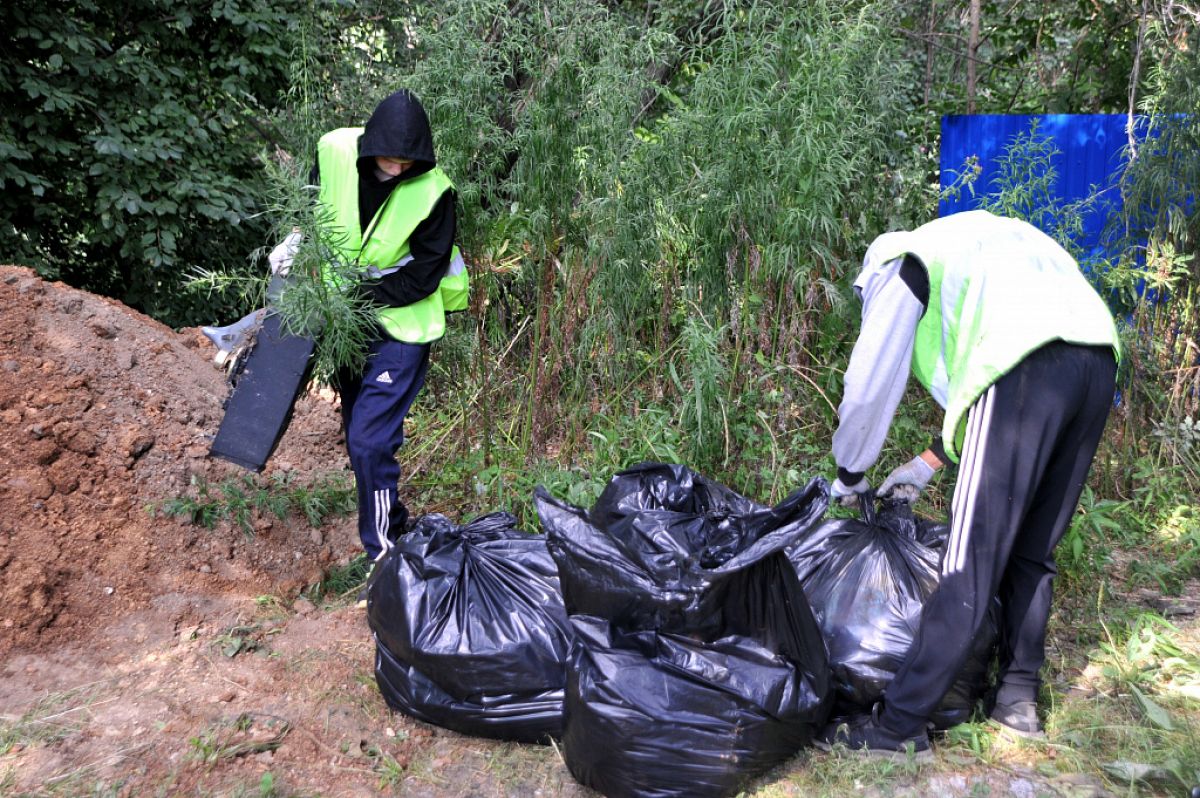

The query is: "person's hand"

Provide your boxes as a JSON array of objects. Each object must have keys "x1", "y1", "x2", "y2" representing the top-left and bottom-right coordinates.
[
  {"x1": 830, "y1": 476, "x2": 870, "y2": 508},
  {"x1": 877, "y1": 455, "x2": 936, "y2": 503}
]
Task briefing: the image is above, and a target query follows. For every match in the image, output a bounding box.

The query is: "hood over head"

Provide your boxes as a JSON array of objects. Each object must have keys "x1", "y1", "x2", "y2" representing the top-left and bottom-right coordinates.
[{"x1": 357, "y1": 89, "x2": 436, "y2": 182}]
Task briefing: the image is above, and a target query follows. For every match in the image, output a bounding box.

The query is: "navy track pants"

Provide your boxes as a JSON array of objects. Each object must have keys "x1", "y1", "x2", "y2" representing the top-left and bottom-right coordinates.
[
  {"x1": 881, "y1": 341, "x2": 1117, "y2": 737},
  {"x1": 336, "y1": 338, "x2": 431, "y2": 561}
]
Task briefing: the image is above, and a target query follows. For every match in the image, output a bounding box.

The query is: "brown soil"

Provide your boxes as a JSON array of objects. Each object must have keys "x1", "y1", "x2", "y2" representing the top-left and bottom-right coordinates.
[
  {"x1": 0, "y1": 266, "x2": 1128, "y2": 796},
  {"x1": 0, "y1": 265, "x2": 591, "y2": 796},
  {"x1": 0, "y1": 266, "x2": 352, "y2": 655}
]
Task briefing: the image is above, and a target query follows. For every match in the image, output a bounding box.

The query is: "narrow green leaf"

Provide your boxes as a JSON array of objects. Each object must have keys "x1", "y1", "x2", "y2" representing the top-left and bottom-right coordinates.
[{"x1": 1130, "y1": 685, "x2": 1175, "y2": 730}]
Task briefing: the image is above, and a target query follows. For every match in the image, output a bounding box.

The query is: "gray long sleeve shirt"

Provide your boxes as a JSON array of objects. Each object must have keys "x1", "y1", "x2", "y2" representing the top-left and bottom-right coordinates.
[{"x1": 832, "y1": 254, "x2": 928, "y2": 484}]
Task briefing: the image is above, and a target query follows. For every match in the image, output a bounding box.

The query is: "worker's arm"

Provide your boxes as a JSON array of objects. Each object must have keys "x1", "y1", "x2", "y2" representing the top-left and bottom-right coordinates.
[
  {"x1": 831, "y1": 255, "x2": 927, "y2": 486},
  {"x1": 363, "y1": 191, "x2": 456, "y2": 309}
]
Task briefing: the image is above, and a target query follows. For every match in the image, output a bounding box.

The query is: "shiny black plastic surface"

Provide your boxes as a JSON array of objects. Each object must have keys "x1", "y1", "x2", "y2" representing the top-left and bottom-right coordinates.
[{"x1": 368, "y1": 511, "x2": 572, "y2": 742}]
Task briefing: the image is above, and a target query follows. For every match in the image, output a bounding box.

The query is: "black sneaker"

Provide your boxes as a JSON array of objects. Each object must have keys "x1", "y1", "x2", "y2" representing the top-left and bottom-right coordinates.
[
  {"x1": 814, "y1": 704, "x2": 934, "y2": 763},
  {"x1": 989, "y1": 700, "x2": 1045, "y2": 739}
]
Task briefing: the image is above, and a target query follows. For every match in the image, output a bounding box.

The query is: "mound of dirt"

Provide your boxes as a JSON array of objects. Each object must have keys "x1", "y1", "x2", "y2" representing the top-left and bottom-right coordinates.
[{"x1": 0, "y1": 266, "x2": 359, "y2": 655}]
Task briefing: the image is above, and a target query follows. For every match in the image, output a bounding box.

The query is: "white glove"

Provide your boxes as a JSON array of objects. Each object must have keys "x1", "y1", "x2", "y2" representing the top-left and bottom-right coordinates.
[
  {"x1": 830, "y1": 476, "x2": 870, "y2": 508},
  {"x1": 877, "y1": 455, "x2": 936, "y2": 503},
  {"x1": 268, "y1": 230, "x2": 302, "y2": 276}
]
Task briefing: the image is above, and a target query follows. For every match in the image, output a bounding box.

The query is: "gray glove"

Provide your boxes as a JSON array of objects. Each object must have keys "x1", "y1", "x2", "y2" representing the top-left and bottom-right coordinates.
[
  {"x1": 830, "y1": 476, "x2": 870, "y2": 508},
  {"x1": 877, "y1": 455, "x2": 936, "y2": 503}
]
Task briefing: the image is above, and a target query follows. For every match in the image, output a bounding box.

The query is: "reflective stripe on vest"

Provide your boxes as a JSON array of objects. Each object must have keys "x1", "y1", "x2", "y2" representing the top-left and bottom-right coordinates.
[
  {"x1": 367, "y1": 250, "x2": 466, "y2": 281},
  {"x1": 860, "y1": 210, "x2": 1120, "y2": 462},
  {"x1": 316, "y1": 127, "x2": 469, "y2": 343},
  {"x1": 365, "y1": 250, "x2": 469, "y2": 316}
]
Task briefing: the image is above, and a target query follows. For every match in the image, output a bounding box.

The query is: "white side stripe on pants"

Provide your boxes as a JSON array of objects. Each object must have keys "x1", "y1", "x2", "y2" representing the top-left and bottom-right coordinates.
[
  {"x1": 374, "y1": 488, "x2": 392, "y2": 559},
  {"x1": 944, "y1": 385, "x2": 996, "y2": 576}
]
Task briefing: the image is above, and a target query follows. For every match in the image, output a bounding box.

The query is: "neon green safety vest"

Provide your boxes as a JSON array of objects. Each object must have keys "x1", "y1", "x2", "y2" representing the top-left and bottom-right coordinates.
[
  {"x1": 316, "y1": 127, "x2": 469, "y2": 344},
  {"x1": 865, "y1": 210, "x2": 1120, "y2": 462}
]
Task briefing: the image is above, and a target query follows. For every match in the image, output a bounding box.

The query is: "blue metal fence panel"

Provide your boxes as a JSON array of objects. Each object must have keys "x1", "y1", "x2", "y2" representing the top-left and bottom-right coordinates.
[{"x1": 939, "y1": 114, "x2": 1133, "y2": 262}]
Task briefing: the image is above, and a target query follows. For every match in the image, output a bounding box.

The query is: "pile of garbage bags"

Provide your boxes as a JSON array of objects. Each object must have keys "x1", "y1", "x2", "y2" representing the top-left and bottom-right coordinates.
[
  {"x1": 367, "y1": 512, "x2": 572, "y2": 743},
  {"x1": 535, "y1": 463, "x2": 833, "y2": 798},
  {"x1": 365, "y1": 465, "x2": 1000, "y2": 798},
  {"x1": 787, "y1": 495, "x2": 998, "y2": 729}
]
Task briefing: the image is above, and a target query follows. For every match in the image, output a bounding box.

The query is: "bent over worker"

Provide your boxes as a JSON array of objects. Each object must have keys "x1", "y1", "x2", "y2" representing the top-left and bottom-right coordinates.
[
  {"x1": 821, "y1": 209, "x2": 1119, "y2": 759},
  {"x1": 313, "y1": 90, "x2": 469, "y2": 580}
]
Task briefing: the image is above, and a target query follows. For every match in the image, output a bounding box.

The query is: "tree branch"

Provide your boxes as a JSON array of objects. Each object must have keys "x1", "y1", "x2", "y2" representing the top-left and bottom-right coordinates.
[{"x1": 1127, "y1": 0, "x2": 1149, "y2": 158}]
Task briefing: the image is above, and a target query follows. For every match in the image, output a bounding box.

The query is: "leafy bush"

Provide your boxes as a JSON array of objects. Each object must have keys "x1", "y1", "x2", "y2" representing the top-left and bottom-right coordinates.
[{"x1": 0, "y1": 0, "x2": 308, "y2": 327}]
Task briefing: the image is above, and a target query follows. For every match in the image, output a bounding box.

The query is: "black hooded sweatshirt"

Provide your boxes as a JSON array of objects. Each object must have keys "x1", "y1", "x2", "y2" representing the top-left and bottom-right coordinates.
[{"x1": 316, "y1": 89, "x2": 457, "y2": 311}]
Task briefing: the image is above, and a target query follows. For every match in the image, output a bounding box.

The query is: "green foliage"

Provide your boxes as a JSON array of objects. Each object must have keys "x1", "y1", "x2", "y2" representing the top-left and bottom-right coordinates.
[
  {"x1": 188, "y1": 713, "x2": 290, "y2": 764},
  {"x1": 0, "y1": 685, "x2": 99, "y2": 755},
  {"x1": 263, "y1": 160, "x2": 384, "y2": 381},
  {"x1": 1127, "y1": 502, "x2": 1200, "y2": 596},
  {"x1": 242, "y1": 0, "x2": 917, "y2": 469},
  {"x1": 1094, "y1": 610, "x2": 1200, "y2": 700},
  {"x1": 158, "y1": 471, "x2": 355, "y2": 536},
  {"x1": 671, "y1": 313, "x2": 729, "y2": 471},
  {"x1": 1056, "y1": 486, "x2": 1120, "y2": 591},
  {"x1": 212, "y1": 622, "x2": 268, "y2": 659},
  {"x1": 978, "y1": 123, "x2": 1073, "y2": 245},
  {"x1": 0, "y1": 0, "x2": 318, "y2": 326},
  {"x1": 375, "y1": 752, "x2": 408, "y2": 791},
  {"x1": 1121, "y1": 20, "x2": 1200, "y2": 261},
  {"x1": 304, "y1": 554, "x2": 372, "y2": 604},
  {"x1": 967, "y1": 119, "x2": 1117, "y2": 288},
  {"x1": 896, "y1": 0, "x2": 1168, "y2": 115},
  {"x1": 409, "y1": 401, "x2": 685, "y2": 530},
  {"x1": 586, "y1": 0, "x2": 908, "y2": 363},
  {"x1": 254, "y1": 772, "x2": 280, "y2": 798}
]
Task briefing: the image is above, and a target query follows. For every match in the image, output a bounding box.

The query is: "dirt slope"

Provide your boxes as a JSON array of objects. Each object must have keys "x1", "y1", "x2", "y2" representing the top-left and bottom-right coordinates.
[
  {"x1": 0, "y1": 266, "x2": 356, "y2": 655},
  {"x1": 0, "y1": 265, "x2": 596, "y2": 796}
]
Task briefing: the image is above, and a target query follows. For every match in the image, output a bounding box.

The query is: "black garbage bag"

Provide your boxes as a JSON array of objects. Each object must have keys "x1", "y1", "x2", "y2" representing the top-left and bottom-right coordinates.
[
  {"x1": 787, "y1": 497, "x2": 998, "y2": 728},
  {"x1": 367, "y1": 511, "x2": 572, "y2": 743},
  {"x1": 586, "y1": 462, "x2": 763, "y2": 567},
  {"x1": 533, "y1": 463, "x2": 832, "y2": 670},
  {"x1": 562, "y1": 615, "x2": 824, "y2": 798}
]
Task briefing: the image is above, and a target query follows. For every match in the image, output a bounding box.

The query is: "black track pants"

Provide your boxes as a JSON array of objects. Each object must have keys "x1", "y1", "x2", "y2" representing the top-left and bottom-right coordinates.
[
  {"x1": 336, "y1": 338, "x2": 431, "y2": 561},
  {"x1": 881, "y1": 342, "x2": 1117, "y2": 737}
]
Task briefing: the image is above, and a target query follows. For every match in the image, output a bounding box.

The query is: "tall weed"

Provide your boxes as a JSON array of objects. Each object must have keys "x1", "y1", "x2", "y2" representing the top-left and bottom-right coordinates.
[{"x1": 361, "y1": 0, "x2": 918, "y2": 463}]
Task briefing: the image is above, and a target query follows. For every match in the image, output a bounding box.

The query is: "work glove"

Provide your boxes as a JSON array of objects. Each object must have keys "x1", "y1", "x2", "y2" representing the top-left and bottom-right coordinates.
[
  {"x1": 877, "y1": 455, "x2": 936, "y2": 503},
  {"x1": 266, "y1": 231, "x2": 304, "y2": 304},
  {"x1": 267, "y1": 230, "x2": 302, "y2": 276},
  {"x1": 830, "y1": 476, "x2": 870, "y2": 508}
]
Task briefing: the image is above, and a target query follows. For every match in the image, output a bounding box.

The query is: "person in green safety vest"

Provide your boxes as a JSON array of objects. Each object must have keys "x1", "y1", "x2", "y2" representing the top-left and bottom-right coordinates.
[
  {"x1": 311, "y1": 90, "x2": 470, "y2": 606},
  {"x1": 818, "y1": 209, "x2": 1119, "y2": 760}
]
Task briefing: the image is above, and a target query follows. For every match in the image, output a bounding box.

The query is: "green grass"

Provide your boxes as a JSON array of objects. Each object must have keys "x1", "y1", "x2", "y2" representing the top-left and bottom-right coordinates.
[
  {"x1": 375, "y1": 752, "x2": 407, "y2": 791},
  {"x1": 0, "y1": 684, "x2": 106, "y2": 755},
  {"x1": 158, "y1": 471, "x2": 355, "y2": 537},
  {"x1": 303, "y1": 554, "x2": 372, "y2": 605},
  {"x1": 0, "y1": 772, "x2": 127, "y2": 798},
  {"x1": 188, "y1": 713, "x2": 291, "y2": 765}
]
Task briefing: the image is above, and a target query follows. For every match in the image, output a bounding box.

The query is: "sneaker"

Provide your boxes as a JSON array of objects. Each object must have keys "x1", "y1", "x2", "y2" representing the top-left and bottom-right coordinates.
[
  {"x1": 989, "y1": 700, "x2": 1045, "y2": 740},
  {"x1": 813, "y1": 704, "x2": 934, "y2": 763}
]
